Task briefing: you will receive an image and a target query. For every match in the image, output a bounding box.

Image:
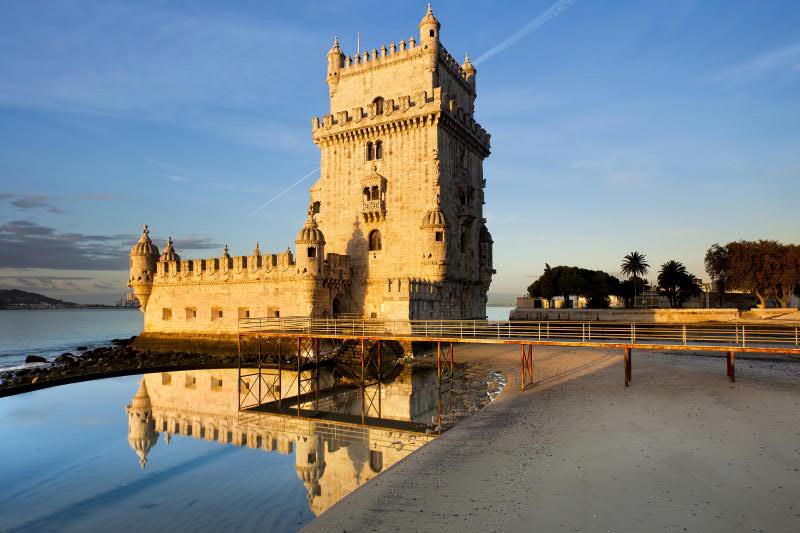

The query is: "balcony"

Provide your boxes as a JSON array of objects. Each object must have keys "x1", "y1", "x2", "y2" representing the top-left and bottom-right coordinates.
[{"x1": 361, "y1": 199, "x2": 386, "y2": 222}]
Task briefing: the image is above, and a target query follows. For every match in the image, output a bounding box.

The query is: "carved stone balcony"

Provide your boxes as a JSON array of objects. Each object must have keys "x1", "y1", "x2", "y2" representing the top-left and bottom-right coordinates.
[{"x1": 361, "y1": 199, "x2": 386, "y2": 222}]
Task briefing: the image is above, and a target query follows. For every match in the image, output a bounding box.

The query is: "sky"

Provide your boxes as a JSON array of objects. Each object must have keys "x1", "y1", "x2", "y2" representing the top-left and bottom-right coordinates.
[{"x1": 1, "y1": 0, "x2": 799, "y2": 304}]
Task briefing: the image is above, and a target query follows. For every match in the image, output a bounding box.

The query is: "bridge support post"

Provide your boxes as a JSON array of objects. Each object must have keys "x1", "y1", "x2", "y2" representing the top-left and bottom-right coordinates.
[
  {"x1": 726, "y1": 350, "x2": 735, "y2": 383},
  {"x1": 437, "y1": 342, "x2": 454, "y2": 385},
  {"x1": 520, "y1": 344, "x2": 534, "y2": 390},
  {"x1": 624, "y1": 347, "x2": 632, "y2": 387}
]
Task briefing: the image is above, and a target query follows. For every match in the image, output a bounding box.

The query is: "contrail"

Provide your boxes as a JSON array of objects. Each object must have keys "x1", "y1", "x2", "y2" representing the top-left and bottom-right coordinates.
[
  {"x1": 248, "y1": 167, "x2": 320, "y2": 216},
  {"x1": 474, "y1": 0, "x2": 576, "y2": 66}
]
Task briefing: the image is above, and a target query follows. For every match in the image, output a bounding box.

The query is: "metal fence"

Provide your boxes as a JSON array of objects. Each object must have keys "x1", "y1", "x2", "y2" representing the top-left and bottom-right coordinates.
[{"x1": 239, "y1": 317, "x2": 800, "y2": 350}]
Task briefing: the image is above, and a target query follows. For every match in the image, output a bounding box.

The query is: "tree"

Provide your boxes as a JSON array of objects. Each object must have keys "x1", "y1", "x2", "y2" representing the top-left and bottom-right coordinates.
[
  {"x1": 657, "y1": 260, "x2": 702, "y2": 308},
  {"x1": 725, "y1": 240, "x2": 800, "y2": 308},
  {"x1": 620, "y1": 251, "x2": 650, "y2": 308},
  {"x1": 527, "y1": 265, "x2": 623, "y2": 309},
  {"x1": 704, "y1": 243, "x2": 729, "y2": 307}
]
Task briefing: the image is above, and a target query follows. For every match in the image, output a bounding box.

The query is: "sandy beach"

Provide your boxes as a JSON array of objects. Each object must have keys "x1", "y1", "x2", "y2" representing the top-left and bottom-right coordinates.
[{"x1": 307, "y1": 345, "x2": 800, "y2": 532}]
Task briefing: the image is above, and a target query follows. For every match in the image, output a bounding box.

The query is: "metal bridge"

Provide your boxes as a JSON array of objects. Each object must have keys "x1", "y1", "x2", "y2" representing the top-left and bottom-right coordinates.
[{"x1": 237, "y1": 317, "x2": 800, "y2": 391}]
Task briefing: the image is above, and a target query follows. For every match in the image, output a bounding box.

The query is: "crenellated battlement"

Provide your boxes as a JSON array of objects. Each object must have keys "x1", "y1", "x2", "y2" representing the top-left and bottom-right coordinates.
[
  {"x1": 151, "y1": 247, "x2": 350, "y2": 285},
  {"x1": 311, "y1": 87, "x2": 490, "y2": 149}
]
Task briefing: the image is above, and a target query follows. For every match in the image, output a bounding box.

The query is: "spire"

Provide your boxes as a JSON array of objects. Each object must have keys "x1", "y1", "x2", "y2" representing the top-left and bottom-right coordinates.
[
  {"x1": 419, "y1": 3, "x2": 440, "y2": 30},
  {"x1": 223, "y1": 244, "x2": 230, "y2": 257},
  {"x1": 462, "y1": 52, "x2": 476, "y2": 76},
  {"x1": 328, "y1": 35, "x2": 342, "y2": 54},
  {"x1": 254, "y1": 242, "x2": 261, "y2": 256}
]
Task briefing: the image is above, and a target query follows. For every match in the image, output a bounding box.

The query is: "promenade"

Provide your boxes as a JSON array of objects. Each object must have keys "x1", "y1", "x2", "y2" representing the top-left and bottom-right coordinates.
[{"x1": 307, "y1": 345, "x2": 800, "y2": 532}]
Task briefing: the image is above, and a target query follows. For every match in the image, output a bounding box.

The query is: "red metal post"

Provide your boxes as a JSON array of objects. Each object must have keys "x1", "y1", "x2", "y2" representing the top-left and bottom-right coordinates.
[
  {"x1": 624, "y1": 347, "x2": 632, "y2": 387},
  {"x1": 727, "y1": 351, "x2": 735, "y2": 383},
  {"x1": 437, "y1": 341, "x2": 442, "y2": 385}
]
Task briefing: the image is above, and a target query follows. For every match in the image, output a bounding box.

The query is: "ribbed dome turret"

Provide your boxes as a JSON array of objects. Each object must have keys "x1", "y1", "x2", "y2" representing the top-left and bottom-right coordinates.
[
  {"x1": 126, "y1": 379, "x2": 159, "y2": 469},
  {"x1": 462, "y1": 53, "x2": 476, "y2": 76},
  {"x1": 296, "y1": 212, "x2": 325, "y2": 244},
  {"x1": 159, "y1": 237, "x2": 180, "y2": 262},
  {"x1": 131, "y1": 225, "x2": 159, "y2": 257},
  {"x1": 421, "y1": 208, "x2": 447, "y2": 228},
  {"x1": 419, "y1": 4, "x2": 440, "y2": 30}
]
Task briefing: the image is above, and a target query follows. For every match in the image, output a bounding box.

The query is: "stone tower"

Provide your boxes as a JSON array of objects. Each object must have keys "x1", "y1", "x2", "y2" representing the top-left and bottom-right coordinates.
[{"x1": 309, "y1": 5, "x2": 494, "y2": 319}]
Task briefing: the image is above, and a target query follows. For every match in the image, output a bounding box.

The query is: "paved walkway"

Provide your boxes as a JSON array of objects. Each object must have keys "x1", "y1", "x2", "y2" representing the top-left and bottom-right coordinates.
[{"x1": 306, "y1": 345, "x2": 800, "y2": 532}]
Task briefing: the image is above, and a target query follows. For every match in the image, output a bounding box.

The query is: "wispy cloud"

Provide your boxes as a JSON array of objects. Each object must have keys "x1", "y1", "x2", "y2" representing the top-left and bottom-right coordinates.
[
  {"x1": 714, "y1": 42, "x2": 800, "y2": 83},
  {"x1": 1, "y1": 193, "x2": 65, "y2": 214},
  {"x1": 475, "y1": 0, "x2": 577, "y2": 66}
]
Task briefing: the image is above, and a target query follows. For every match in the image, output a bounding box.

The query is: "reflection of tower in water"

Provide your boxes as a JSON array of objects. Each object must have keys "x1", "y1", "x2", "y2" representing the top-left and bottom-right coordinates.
[
  {"x1": 123, "y1": 368, "x2": 445, "y2": 515},
  {"x1": 126, "y1": 379, "x2": 159, "y2": 468}
]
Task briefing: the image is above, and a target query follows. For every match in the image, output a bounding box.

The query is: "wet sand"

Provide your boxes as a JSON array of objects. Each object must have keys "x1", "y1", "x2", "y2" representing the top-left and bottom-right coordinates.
[{"x1": 307, "y1": 345, "x2": 800, "y2": 532}]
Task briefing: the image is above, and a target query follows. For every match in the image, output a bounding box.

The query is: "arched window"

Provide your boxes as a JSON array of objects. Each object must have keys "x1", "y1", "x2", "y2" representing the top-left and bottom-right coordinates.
[
  {"x1": 363, "y1": 187, "x2": 370, "y2": 202},
  {"x1": 460, "y1": 231, "x2": 468, "y2": 252},
  {"x1": 307, "y1": 246, "x2": 316, "y2": 258},
  {"x1": 375, "y1": 140, "x2": 383, "y2": 159},
  {"x1": 371, "y1": 185, "x2": 380, "y2": 200},
  {"x1": 366, "y1": 141, "x2": 374, "y2": 161},
  {"x1": 368, "y1": 229, "x2": 382, "y2": 251},
  {"x1": 312, "y1": 201, "x2": 321, "y2": 214},
  {"x1": 373, "y1": 97, "x2": 384, "y2": 115}
]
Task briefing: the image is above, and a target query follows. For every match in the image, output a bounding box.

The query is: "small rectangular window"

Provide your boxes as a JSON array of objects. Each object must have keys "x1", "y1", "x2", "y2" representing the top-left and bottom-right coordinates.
[
  {"x1": 185, "y1": 306, "x2": 197, "y2": 320},
  {"x1": 162, "y1": 308, "x2": 172, "y2": 320},
  {"x1": 238, "y1": 307, "x2": 250, "y2": 319},
  {"x1": 211, "y1": 307, "x2": 223, "y2": 321},
  {"x1": 435, "y1": 231, "x2": 444, "y2": 242},
  {"x1": 162, "y1": 373, "x2": 172, "y2": 385},
  {"x1": 185, "y1": 375, "x2": 196, "y2": 388},
  {"x1": 210, "y1": 377, "x2": 223, "y2": 391}
]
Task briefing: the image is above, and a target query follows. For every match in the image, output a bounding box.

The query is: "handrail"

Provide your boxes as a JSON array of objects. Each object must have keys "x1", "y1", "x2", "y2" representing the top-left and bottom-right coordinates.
[{"x1": 236, "y1": 316, "x2": 800, "y2": 351}]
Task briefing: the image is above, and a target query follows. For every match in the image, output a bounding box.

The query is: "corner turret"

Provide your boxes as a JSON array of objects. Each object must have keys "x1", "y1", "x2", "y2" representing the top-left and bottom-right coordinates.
[
  {"x1": 295, "y1": 435, "x2": 326, "y2": 506},
  {"x1": 128, "y1": 225, "x2": 159, "y2": 311},
  {"x1": 126, "y1": 379, "x2": 159, "y2": 468},
  {"x1": 326, "y1": 36, "x2": 345, "y2": 90},
  {"x1": 419, "y1": 4, "x2": 441, "y2": 48},
  {"x1": 295, "y1": 209, "x2": 326, "y2": 275}
]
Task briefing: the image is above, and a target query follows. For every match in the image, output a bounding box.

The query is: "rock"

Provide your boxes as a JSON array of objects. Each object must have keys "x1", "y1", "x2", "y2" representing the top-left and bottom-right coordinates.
[
  {"x1": 77, "y1": 346, "x2": 88, "y2": 351},
  {"x1": 54, "y1": 354, "x2": 76, "y2": 364},
  {"x1": 25, "y1": 355, "x2": 47, "y2": 364},
  {"x1": 31, "y1": 376, "x2": 39, "y2": 384}
]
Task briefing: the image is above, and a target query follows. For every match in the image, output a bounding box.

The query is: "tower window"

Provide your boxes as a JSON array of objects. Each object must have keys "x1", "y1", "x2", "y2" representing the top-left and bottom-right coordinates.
[
  {"x1": 312, "y1": 201, "x2": 321, "y2": 214},
  {"x1": 371, "y1": 185, "x2": 380, "y2": 200},
  {"x1": 373, "y1": 97, "x2": 384, "y2": 115},
  {"x1": 368, "y1": 229, "x2": 382, "y2": 251},
  {"x1": 375, "y1": 140, "x2": 383, "y2": 159},
  {"x1": 435, "y1": 230, "x2": 444, "y2": 242},
  {"x1": 366, "y1": 141, "x2": 374, "y2": 161},
  {"x1": 461, "y1": 232, "x2": 468, "y2": 252},
  {"x1": 162, "y1": 308, "x2": 172, "y2": 320},
  {"x1": 430, "y1": 30, "x2": 435, "y2": 37},
  {"x1": 307, "y1": 246, "x2": 316, "y2": 258}
]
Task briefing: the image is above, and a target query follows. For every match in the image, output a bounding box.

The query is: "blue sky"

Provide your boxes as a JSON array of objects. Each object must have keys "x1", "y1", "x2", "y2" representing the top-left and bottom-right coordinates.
[{"x1": 1, "y1": 0, "x2": 799, "y2": 303}]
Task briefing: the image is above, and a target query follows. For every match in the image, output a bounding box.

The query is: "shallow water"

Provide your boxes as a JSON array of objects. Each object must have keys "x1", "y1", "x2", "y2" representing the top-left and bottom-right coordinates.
[
  {"x1": 0, "y1": 310, "x2": 143, "y2": 369},
  {"x1": 0, "y1": 364, "x2": 495, "y2": 532}
]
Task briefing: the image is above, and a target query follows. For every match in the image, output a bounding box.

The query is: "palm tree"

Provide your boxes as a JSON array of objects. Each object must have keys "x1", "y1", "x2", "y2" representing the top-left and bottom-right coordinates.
[
  {"x1": 620, "y1": 251, "x2": 650, "y2": 307},
  {"x1": 657, "y1": 260, "x2": 701, "y2": 308}
]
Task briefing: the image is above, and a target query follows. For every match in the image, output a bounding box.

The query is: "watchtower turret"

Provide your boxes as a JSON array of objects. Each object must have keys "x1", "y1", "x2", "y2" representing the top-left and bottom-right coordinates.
[
  {"x1": 295, "y1": 210, "x2": 326, "y2": 276},
  {"x1": 326, "y1": 36, "x2": 345, "y2": 92},
  {"x1": 126, "y1": 379, "x2": 158, "y2": 469},
  {"x1": 128, "y1": 225, "x2": 159, "y2": 311},
  {"x1": 419, "y1": 4, "x2": 441, "y2": 49}
]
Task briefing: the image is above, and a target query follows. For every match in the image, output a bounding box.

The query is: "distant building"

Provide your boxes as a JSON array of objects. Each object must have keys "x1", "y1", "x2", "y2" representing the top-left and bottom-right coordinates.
[{"x1": 129, "y1": 6, "x2": 494, "y2": 341}]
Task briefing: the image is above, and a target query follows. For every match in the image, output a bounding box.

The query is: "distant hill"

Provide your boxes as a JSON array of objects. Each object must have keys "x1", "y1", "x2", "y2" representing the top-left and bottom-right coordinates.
[{"x1": 0, "y1": 289, "x2": 81, "y2": 309}]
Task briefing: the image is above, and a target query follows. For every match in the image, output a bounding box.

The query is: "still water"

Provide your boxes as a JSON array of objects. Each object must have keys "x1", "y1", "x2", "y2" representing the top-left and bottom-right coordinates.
[
  {"x1": 0, "y1": 310, "x2": 143, "y2": 369},
  {"x1": 0, "y1": 364, "x2": 490, "y2": 532},
  {"x1": 0, "y1": 307, "x2": 513, "y2": 370}
]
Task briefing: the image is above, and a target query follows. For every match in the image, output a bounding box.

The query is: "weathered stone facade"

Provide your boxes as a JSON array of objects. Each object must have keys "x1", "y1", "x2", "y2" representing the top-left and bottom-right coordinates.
[{"x1": 130, "y1": 6, "x2": 493, "y2": 336}]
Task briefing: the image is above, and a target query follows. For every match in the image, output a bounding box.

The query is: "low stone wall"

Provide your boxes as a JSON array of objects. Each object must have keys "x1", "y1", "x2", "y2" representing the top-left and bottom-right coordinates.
[
  {"x1": 741, "y1": 309, "x2": 800, "y2": 321},
  {"x1": 509, "y1": 308, "x2": 741, "y2": 323}
]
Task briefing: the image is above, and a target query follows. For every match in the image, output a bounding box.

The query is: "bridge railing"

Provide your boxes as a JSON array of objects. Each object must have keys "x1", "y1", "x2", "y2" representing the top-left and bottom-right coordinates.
[{"x1": 238, "y1": 317, "x2": 800, "y2": 349}]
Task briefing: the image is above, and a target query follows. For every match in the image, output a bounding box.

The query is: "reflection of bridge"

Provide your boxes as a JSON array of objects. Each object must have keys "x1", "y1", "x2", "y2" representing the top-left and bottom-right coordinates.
[{"x1": 239, "y1": 317, "x2": 800, "y2": 389}]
